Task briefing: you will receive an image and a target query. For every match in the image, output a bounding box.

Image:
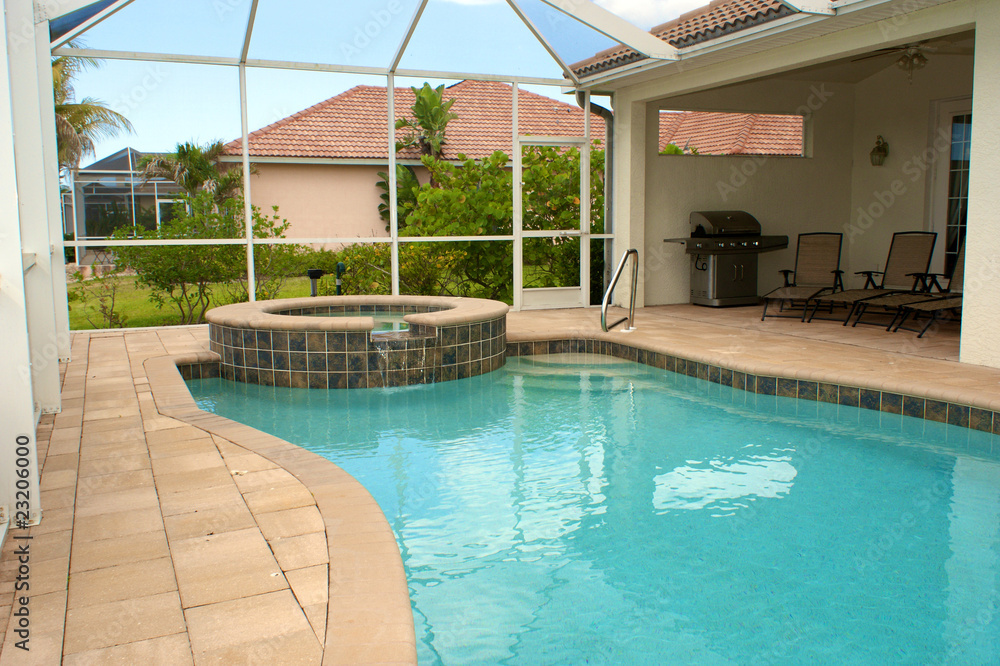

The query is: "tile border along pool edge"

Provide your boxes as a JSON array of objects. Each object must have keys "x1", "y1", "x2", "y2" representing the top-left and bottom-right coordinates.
[
  {"x1": 144, "y1": 351, "x2": 418, "y2": 664},
  {"x1": 504, "y1": 339, "x2": 998, "y2": 433}
]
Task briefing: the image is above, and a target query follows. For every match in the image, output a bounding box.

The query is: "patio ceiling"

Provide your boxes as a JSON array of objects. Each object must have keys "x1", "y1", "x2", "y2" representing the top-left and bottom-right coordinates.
[{"x1": 43, "y1": 0, "x2": 679, "y2": 86}]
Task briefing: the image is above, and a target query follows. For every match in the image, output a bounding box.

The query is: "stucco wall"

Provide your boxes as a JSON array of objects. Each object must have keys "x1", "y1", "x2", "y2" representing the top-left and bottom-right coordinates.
[
  {"x1": 643, "y1": 79, "x2": 856, "y2": 305},
  {"x1": 247, "y1": 163, "x2": 428, "y2": 240},
  {"x1": 848, "y1": 54, "x2": 974, "y2": 279},
  {"x1": 962, "y1": 0, "x2": 1000, "y2": 367}
]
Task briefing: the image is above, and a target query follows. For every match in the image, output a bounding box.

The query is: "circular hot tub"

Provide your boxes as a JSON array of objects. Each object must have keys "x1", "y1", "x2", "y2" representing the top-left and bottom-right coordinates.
[{"x1": 206, "y1": 295, "x2": 509, "y2": 389}]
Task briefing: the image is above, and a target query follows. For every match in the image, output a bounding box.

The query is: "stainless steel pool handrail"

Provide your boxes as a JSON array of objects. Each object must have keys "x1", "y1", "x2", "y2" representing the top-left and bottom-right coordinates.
[{"x1": 601, "y1": 249, "x2": 638, "y2": 332}]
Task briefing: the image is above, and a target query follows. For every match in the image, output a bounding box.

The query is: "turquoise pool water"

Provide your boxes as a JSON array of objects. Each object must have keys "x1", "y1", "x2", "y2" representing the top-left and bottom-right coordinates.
[
  {"x1": 188, "y1": 354, "x2": 1000, "y2": 664},
  {"x1": 303, "y1": 311, "x2": 409, "y2": 333}
]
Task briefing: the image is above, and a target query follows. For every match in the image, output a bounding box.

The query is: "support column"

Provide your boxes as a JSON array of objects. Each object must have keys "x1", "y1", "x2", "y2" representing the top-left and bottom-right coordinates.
[
  {"x1": 610, "y1": 90, "x2": 646, "y2": 308},
  {"x1": 36, "y1": 21, "x2": 71, "y2": 362},
  {"x1": 1, "y1": 0, "x2": 44, "y2": 538},
  {"x1": 961, "y1": 0, "x2": 1000, "y2": 367},
  {"x1": 6, "y1": 0, "x2": 62, "y2": 413}
]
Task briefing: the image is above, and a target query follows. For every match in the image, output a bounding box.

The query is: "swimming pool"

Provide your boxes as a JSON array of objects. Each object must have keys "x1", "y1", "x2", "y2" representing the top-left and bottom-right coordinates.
[{"x1": 188, "y1": 353, "x2": 1000, "y2": 664}]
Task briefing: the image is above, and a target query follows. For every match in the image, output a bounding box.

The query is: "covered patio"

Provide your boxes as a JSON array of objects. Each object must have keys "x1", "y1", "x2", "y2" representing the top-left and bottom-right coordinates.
[{"x1": 594, "y1": 0, "x2": 1000, "y2": 368}]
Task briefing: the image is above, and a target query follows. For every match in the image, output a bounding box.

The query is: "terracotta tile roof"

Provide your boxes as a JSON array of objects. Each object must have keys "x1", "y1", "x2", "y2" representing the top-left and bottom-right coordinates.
[
  {"x1": 658, "y1": 111, "x2": 803, "y2": 155},
  {"x1": 572, "y1": 0, "x2": 795, "y2": 78},
  {"x1": 224, "y1": 80, "x2": 606, "y2": 161}
]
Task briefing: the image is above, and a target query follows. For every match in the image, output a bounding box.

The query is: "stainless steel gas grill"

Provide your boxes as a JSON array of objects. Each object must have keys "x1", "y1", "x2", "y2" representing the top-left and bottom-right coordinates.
[{"x1": 665, "y1": 211, "x2": 788, "y2": 307}]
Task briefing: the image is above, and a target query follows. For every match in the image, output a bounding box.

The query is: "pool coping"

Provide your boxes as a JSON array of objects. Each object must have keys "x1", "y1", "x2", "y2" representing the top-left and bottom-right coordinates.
[
  {"x1": 144, "y1": 350, "x2": 418, "y2": 663},
  {"x1": 206, "y1": 295, "x2": 510, "y2": 331}
]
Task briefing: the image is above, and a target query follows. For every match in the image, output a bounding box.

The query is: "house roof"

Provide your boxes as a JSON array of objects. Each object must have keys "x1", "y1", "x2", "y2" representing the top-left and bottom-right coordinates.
[
  {"x1": 659, "y1": 111, "x2": 803, "y2": 155},
  {"x1": 82, "y1": 147, "x2": 153, "y2": 171},
  {"x1": 223, "y1": 80, "x2": 606, "y2": 162},
  {"x1": 572, "y1": 0, "x2": 795, "y2": 78}
]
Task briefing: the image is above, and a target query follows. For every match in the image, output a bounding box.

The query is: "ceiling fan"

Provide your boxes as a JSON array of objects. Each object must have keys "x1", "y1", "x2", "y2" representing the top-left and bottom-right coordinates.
[{"x1": 852, "y1": 42, "x2": 933, "y2": 82}]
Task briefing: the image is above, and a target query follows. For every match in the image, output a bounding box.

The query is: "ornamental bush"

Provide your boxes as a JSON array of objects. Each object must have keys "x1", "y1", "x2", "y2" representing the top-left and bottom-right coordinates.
[{"x1": 112, "y1": 191, "x2": 298, "y2": 324}]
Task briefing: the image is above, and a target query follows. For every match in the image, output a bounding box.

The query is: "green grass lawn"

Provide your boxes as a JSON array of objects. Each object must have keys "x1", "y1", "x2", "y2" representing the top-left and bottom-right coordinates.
[{"x1": 68, "y1": 275, "x2": 312, "y2": 330}]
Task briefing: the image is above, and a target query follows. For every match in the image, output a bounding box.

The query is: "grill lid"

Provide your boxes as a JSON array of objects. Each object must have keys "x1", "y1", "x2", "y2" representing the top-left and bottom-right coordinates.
[{"x1": 690, "y1": 210, "x2": 761, "y2": 237}]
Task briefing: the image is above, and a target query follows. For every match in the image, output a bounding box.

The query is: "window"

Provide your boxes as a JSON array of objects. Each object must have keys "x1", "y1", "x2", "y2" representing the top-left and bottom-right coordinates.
[
  {"x1": 658, "y1": 110, "x2": 804, "y2": 157},
  {"x1": 944, "y1": 113, "x2": 971, "y2": 275}
]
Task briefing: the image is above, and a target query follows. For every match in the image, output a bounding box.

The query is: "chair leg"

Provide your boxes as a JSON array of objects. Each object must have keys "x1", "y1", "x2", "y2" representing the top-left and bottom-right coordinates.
[
  {"x1": 851, "y1": 304, "x2": 866, "y2": 327},
  {"x1": 761, "y1": 299, "x2": 769, "y2": 321},
  {"x1": 917, "y1": 312, "x2": 939, "y2": 338},
  {"x1": 892, "y1": 310, "x2": 911, "y2": 333},
  {"x1": 842, "y1": 302, "x2": 858, "y2": 326},
  {"x1": 805, "y1": 301, "x2": 817, "y2": 322},
  {"x1": 886, "y1": 308, "x2": 903, "y2": 332}
]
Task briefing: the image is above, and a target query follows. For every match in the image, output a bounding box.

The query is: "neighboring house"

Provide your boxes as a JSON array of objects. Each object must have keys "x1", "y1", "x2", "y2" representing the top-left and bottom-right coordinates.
[
  {"x1": 64, "y1": 147, "x2": 183, "y2": 266},
  {"x1": 66, "y1": 147, "x2": 182, "y2": 239},
  {"x1": 221, "y1": 80, "x2": 607, "y2": 240},
  {"x1": 569, "y1": 0, "x2": 996, "y2": 365}
]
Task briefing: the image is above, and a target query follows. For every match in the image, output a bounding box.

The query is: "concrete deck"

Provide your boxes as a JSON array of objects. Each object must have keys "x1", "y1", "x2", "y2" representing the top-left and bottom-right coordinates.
[{"x1": 0, "y1": 303, "x2": 995, "y2": 664}]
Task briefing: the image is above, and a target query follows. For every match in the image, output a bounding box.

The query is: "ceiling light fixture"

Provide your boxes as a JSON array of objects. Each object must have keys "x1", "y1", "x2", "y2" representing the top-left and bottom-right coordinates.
[{"x1": 896, "y1": 47, "x2": 928, "y2": 83}]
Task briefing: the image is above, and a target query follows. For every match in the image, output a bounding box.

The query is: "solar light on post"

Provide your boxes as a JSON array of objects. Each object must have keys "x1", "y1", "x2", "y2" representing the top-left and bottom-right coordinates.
[
  {"x1": 307, "y1": 268, "x2": 325, "y2": 297},
  {"x1": 335, "y1": 262, "x2": 346, "y2": 295}
]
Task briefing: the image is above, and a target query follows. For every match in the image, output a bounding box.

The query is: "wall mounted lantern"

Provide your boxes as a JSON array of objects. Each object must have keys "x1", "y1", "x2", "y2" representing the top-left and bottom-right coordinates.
[{"x1": 870, "y1": 136, "x2": 889, "y2": 166}]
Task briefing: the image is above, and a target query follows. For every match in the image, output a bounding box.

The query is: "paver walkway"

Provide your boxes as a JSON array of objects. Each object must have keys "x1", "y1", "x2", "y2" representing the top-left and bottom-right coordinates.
[{"x1": 0, "y1": 327, "x2": 413, "y2": 664}]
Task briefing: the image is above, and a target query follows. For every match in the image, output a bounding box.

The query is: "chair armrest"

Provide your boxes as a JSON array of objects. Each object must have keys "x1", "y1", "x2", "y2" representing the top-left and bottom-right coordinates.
[
  {"x1": 907, "y1": 271, "x2": 945, "y2": 292},
  {"x1": 832, "y1": 269, "x2": 845, "y2": 292},
  {"x1": 855, "y1": 270, "x2": 883, "y2": 289},
  {"x1": 779, "y1": 269, "x2": 794, "y2": 287}
]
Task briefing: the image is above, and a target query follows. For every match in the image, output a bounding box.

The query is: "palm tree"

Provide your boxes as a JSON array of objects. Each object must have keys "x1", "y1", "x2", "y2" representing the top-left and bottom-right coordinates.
[
  {"x1": 137, "y1": 140, "x2": 244, "y2": 204},
  {"x1": 395, "y1": 83, "x2": 458, "y2": 159},
  {"x1": 52, "y1": 43, "x2": 133, "y2": 170}
]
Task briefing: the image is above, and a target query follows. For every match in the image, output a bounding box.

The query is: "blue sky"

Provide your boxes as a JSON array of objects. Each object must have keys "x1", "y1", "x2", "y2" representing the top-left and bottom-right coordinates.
[{"x1": 70, "y1": 0, "x2": 706, "y2": 164}]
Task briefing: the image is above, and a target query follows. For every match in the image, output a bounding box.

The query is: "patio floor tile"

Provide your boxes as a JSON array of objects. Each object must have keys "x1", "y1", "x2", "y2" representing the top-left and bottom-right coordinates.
[
  {"x1": 255, "y1": 506, "x2": 325, "y2": 540},
  {"x1": 157, "y1": 482, "x2": 247, "y2": 517},
  {"x1": 169, "y1": 528, "x2": 287, "y2": 608},
  {"x1": 162, "y1": 503, "x2": 258, "y2": 541},
  {"x1": 62, "y1": 633, "x2": 194, "y2": 665},
  {"x1": 75, "y1": 468, "x2": 154, "y2": 497},
  {"x1": 63, "y1": 591, "x2": 186, "y2": 654},
  {"x1": 67, "y1": 557, "x2": 177, "y2": 609},
  {"x1": 184, "y1": 590, "x2": 321, "y2": 664},
  {"x1": 72, "y1": 507, "x2": 164, "y2": 542},
  {"x1": 241, "y1": 483, "x2": 316, "y2": 514},
  {"x1": 269, "y1": 532, "x2": 330, "y2": 571},
  {"x1": 0, "y1": 591, "x2": 67, "y2": 666},
  {"x1": 70, "y1": 530, "x2": 171, "y2": 573}
]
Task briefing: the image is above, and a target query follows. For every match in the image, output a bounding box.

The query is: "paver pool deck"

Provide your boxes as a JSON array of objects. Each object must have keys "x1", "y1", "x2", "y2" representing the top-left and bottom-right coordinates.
[{"x1": 0, "y1": 304, "x2": 993, "y2": 663}]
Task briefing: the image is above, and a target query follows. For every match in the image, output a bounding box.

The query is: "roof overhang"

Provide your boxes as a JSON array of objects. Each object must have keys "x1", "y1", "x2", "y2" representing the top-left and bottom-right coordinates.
[
  {"x1": 539, "y1": 0, "x2": 679, "y2": 61},
  {"x1": 575, "y1": 0, "x2": 964, "y2": 91}
]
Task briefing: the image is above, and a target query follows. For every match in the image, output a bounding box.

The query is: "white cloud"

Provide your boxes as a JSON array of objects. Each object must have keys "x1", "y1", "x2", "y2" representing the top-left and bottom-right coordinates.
[
  {"x1": 440, "y1": 0, "x2": 712, "y2": 30},
  {"x1": 595, "y1": 0, "x2": 710, "y2": 30}
]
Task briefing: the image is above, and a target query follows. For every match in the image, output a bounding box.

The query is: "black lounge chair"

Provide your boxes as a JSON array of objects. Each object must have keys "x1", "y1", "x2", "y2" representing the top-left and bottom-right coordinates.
[
  {"x1": 887, "y1": 244, "x2": 965, "y2": 337},
  {"x1": 891, "y1": 294, "x2": 963, "y2": 337},
  {"x1": 851, "y1": 242, "x2": 964, "y2": 329},
  {"x1": 806, "y1": 231, "x2": 936, "y2": 324},
  {"x1": 761, "y1": 232, "x2": 843, "y2": 321}
]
